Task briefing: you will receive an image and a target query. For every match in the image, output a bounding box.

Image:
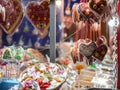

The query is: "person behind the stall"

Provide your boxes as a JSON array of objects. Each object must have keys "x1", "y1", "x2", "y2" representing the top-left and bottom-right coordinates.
[
  {"x1": 34, "y1": 25, "x2": 60, "y2": 58},
  {"x1": 63, "y1": 15, "x2": 77, "y2": 42}
]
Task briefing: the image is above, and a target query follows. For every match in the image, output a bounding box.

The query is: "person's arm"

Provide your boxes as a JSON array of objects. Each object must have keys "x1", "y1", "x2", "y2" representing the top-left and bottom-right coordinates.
[{"x1": 38, "y1": 29, "x2": 48, "y2": 39}]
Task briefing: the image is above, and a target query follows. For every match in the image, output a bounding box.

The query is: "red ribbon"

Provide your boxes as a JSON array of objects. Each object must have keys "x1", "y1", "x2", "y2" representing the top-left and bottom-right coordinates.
[
  {"x1": 118, "y1": 0, "x2": 120, "y2": 17},
  {"x1": 36, "y1": 78, "x2": 51, "y2": 89},
  {"x1": 117, "y1": 24, "x2": 120, "y2": 89}
]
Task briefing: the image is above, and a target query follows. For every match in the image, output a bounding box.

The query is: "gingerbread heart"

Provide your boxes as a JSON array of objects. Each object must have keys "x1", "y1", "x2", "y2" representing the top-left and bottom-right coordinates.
[
  {"x1": 96, "y1": 36, "x2": 106, "y2": 46},
  {"x1": 26, "y1": 0, "x2": 50, "y2": 33},
  {"x1": 0, "y1": 0, "x2": 23, "y2": 34},
  {"x1": 93, "y1": 44, "x2": 108, "y2": 61},
  {"x1": 78, "y1": 2, "x2": 94, "y2": 19},
  {"x1": 79, "y1": 42, "x2": 97, "y2": 59},
  {"x1": 89, "y1": 0, "x2": 107, "y2": 16}
]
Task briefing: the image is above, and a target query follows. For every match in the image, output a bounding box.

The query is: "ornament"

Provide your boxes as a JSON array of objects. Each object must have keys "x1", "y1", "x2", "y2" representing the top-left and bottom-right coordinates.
[
  {"x1": 23, "y1": 22, "x2": 29, "y2": 33},
  {"x1": 65, "y1": 0, "x2": 71, "y2": 15}
]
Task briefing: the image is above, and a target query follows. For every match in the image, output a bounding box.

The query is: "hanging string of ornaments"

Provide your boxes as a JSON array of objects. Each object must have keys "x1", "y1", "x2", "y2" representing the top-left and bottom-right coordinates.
[
  {"x1": 72, "y1": 0, "x2": 112, "y2": 41},
  {"x1": 71, "y1": 0, "x2": 113, "y2": 64}
]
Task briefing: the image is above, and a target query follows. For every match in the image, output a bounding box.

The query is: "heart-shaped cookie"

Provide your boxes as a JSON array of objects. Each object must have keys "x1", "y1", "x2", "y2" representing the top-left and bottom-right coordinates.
[
  {"x1": 79, "y1": 42, "x2": 97, "y2": 59},
  {"x1": 26, "y1": 0, "x2": 50, "y2": 33},
  {"x1": 96, "y1": 36, "x2": 106, "y2": 46},
  {"x1": 78, "y1": 2, "x2": 94, "y2": 19},
  {"x1": 0, "y1": 0, "x2": 23, "y2": 34},
  {"x1": 93, "y1": 44, "x2": 108, "y2": 61},
  {"x1": 89, "y1": 0, "x2": 107, "y2": 16}
]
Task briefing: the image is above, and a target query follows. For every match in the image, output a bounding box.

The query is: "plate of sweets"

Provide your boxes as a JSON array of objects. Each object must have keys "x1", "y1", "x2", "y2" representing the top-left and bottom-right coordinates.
[{"x1": 19, "y1": 63, "x2": 67, "y2": 90}]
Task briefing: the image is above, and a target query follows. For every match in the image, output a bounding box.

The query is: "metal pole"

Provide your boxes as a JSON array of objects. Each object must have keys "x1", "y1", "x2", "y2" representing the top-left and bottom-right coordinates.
[{"x1": 50, "y1": 0, "x2": 56, "y2": 63}]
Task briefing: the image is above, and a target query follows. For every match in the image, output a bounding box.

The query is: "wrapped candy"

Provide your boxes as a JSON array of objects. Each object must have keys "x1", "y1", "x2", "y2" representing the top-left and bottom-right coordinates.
[
  {"x1": 20, "y1": 63, "x2": 67, "y2": 90},
  {"x1": 14, "y1": 46, "x2": 24, "y2": 60}
]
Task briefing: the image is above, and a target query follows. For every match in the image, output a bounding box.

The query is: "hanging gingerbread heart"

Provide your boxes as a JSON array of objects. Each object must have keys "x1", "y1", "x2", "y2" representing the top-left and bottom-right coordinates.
[
  {"x1": 72, "y1": 2, "x2": 98, "y2": 23},
  {"x1": 78, "y1": 2, "x2": 94, "y2": 20},
  {"x1": 89, "y1": 0, "x2": 107, "y2": 16},
  {"x1": 79, "y1": 42, "x2": 97, "y2": 59},
  {"x1": 93, "y1": 44, "x2": 108, "y2": 61},
  {"x1": 26, "y1": 0, "x2": 50, "y2": 33},
  {"x1": 0, "y1": 0, "x2": 23, "y2": 34}
]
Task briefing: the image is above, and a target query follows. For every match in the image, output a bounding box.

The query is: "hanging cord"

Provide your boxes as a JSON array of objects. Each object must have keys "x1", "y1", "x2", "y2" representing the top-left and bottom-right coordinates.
[
  {"x1": 85, "y1": 20, "x2": 88, "y2": 38},
  {"x1": 98, "y1": 20, "x2": 101, "y2": 37}
]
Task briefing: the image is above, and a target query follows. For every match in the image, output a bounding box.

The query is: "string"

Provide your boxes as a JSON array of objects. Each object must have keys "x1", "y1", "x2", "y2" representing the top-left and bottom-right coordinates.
[
  {"x1": 75, "y1": 23, "x2": 79, "y2": 42},
  {"x1": 93, "y1": 24, "x2": 95, "y2": 41},
  {"x1": 75, "y1": 22, "x2": 81, "y2": 61},
  {"x1": 99, "y1": 20, "x2": 101, "y2": 37},
  {"x1": 81, "y1": 21, "x2": 85, "y2": 39},
  {"x1": 90, "y1": 24, "x2": 93, "y2": 40},
  {"x1": 85, "y1": 21, "x2": 88, "y2": 38}
]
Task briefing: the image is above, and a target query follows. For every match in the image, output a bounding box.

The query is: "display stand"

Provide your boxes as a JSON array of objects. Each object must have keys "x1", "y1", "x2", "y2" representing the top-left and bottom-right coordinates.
[{"x1": 50, "y1": 0, "x2": 56, "y2": 63}]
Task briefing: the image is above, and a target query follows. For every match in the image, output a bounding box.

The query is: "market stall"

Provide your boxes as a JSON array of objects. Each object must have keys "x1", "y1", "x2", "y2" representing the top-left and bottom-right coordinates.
[{"x1": 0, "y1": 0, "x2": 119, "y2": 90}]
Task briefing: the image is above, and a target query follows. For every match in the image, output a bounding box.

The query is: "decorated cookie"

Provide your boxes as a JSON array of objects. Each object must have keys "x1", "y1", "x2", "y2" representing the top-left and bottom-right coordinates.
[
  {"x1": 2, "y1": 47, "x2": 12, "y2": 60},
  {"x1": 78, "y1": 2, "x2": 94, "y2": 20},
  {"x1": 93, "y1": 44, "x2": 108, "y2": 61},
  {"x1": 14, "y1": 46, "x2": 24, "y2": 60},
  {"x1": 72, "y1": 2, "x2": 98, "y2": 22},
  {"x1": 79, "y1": 42, "x2": 97, "y2": 59},
  {"x1": 26, "y1": 0, "x2": 50, "y2": 33},
  {"x1": 0, "y1": 0, "x2": 23, "y2": 34},
  {"x1": 89, "y1": 0, "x2": 107, "y2": 16}
]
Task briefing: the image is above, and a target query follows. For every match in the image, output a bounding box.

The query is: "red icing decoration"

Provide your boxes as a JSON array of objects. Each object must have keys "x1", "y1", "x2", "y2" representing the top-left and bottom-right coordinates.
[
  {"x1": 36, "y1": 78, "x2": 51, "y2": 89},
  {"x1": 96, "y1": 36, "x2": 105, "y2": 46}
]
